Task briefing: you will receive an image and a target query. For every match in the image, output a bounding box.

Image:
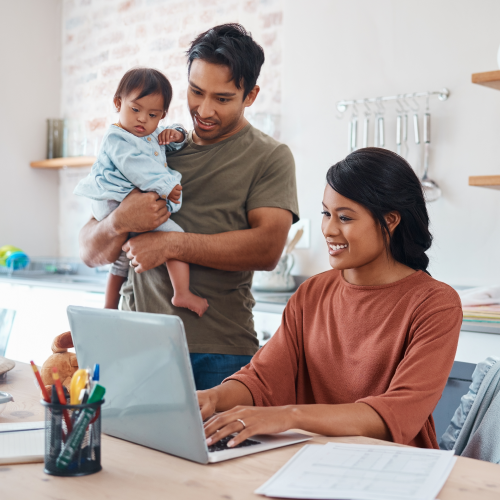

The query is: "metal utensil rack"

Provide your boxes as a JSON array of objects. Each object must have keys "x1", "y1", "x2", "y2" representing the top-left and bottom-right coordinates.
[{"x1": 336, "y1": 88, "x2": 450, "y2": 113}]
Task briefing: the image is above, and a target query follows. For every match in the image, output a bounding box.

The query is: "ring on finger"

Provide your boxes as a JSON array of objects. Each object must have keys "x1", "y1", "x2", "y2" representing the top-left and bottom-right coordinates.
[{"x1": 236, "y1": 418, "x2": 246, "y2": 431}]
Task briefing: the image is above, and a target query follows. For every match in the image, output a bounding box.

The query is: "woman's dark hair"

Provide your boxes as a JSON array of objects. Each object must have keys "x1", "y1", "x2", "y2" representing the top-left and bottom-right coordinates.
[
  {"x1": 186, "y1": 23, "x2": 265, "y2": 100},
  {"x1": 114, "y1": 68, "x2": 173, "y2": 112},
  {"x1": 326, "y1": 147, "x2": 432, "y2": 274}
]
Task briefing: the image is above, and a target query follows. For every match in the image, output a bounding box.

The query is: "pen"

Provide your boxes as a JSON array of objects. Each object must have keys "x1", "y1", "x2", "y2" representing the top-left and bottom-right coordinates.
[
  {"x1": 56, "y1": 383, "x2": 105, "y2": 470},
  {"x1": 50, "y1": 385, "x2": 63, "y2": 460},
  {"x1": 29, "y1": 360, "x2": 51, "y2": 403},
  {"x1": 51, "y1": 367, "x2": 73, "y2": 433}
]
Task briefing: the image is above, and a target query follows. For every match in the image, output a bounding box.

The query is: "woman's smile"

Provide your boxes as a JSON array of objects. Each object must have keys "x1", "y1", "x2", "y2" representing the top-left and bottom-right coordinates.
[{"x1": 327, "y1": 242, "x2": 348, "y2": 256}]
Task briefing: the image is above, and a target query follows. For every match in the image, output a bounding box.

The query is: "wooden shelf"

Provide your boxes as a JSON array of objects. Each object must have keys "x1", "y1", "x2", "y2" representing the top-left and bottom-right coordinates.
[
  {"x1": 471, "y1": 70, "x2": 500, "y2": 90},
  {"x1": 469, "y1": 175, "x2": 500, "y2": 190},
  {"x1": 30, "y1": 156, "x2": 96, "y2": 169}
]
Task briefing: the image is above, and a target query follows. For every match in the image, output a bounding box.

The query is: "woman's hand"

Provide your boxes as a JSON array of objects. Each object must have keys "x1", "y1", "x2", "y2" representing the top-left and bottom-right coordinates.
[
  {"x1": 204, "y1": 405, "x2": 296, "y2": 448},
  {"x1": 198, "y1": 389, "x2": 219, "y2": 421}
]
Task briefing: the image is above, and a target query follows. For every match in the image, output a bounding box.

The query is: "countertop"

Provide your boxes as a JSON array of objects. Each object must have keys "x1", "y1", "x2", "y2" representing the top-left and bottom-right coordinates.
[{"x1": 2, "y1": 264, "x2": 500, "y2": 337}]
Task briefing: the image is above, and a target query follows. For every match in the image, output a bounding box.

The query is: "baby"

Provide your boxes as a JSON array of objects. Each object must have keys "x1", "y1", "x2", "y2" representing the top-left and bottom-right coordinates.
[{"x1": 74, "y1": 68, "x2": 208, "y2": 317}]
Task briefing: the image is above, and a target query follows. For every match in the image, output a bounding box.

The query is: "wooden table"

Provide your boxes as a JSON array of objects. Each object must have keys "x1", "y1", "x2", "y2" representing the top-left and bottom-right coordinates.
[{"x1": 2, "y1": 362, "x2": 500, "y2": 500}]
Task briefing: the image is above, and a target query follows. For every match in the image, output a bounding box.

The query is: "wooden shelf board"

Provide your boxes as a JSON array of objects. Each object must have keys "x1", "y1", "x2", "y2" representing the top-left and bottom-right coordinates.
[
  {"x1": 30, "y1": 156, "x2": 96, "y2": 169},
  {"x1": 471, "y1": 70, "x2": 500, "y2": 90},
  {"x1": 469, "y1": 175, "x2": 500, "y2": 190}
]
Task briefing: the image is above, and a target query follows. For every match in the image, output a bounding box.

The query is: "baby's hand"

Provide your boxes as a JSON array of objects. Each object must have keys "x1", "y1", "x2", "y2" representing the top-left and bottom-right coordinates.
[
  {"x1": 158, "y1": 128, "x2": 185, "y2": 145},
  {"x1": 167, "y1": 184, "x2": 182, "y2": 204}
]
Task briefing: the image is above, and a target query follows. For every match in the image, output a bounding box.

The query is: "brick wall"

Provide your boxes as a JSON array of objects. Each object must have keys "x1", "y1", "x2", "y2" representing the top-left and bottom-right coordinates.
[{"x1": 60, "y1": 0, "x2": 284, "y2": 257}]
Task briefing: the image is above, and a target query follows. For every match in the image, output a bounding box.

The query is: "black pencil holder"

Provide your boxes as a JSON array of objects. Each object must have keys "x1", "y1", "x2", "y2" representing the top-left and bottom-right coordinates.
[{"x1": 41, "y1": 399, "x2": 104, "y2": 476}]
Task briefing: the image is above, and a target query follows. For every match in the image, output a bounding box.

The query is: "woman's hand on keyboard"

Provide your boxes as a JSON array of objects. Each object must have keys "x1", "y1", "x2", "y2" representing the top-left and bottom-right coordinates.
[
  {"x1": 204, "y1": 406, "x2": 296, "y2": 448},
  {"x1": 198, "y1": 389, "x2": 218, "y2": 422}
]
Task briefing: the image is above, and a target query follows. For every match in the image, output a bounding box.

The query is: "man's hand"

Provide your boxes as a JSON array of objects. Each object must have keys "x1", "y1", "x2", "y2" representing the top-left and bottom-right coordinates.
[
  {"x1": 158, "y1": 128, "x2": 185, "y2": 145},
  {"x1": 124, "y1": 232, "x2": 173, "y2": 273},
  {"x1": 167, "y1": 184, "x2": 182, "y2": 204},
  {"x1": 114, "y1": 189, "x2": 171, "y2": 234}
]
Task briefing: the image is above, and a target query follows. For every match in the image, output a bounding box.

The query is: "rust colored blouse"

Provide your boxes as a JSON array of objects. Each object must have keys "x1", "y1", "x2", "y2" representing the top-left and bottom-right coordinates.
[{"x1": 228, "y1": 270, "x2": 463, "y2": 448}]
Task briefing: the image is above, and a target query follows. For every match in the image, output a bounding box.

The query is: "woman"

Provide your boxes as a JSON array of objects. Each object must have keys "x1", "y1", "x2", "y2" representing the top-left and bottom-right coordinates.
[{"x1": 199, "y1": 148, "x2": 462, "y2": 449}]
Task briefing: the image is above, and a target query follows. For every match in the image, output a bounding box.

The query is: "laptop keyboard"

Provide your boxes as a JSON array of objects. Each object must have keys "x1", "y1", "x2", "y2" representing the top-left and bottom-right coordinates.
[{"x1": 208, "y1": 435, "x2": 261, "y2": 453}]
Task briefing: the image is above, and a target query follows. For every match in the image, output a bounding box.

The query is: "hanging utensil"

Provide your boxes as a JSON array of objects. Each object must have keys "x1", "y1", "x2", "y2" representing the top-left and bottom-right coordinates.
[
  {"x1": 351, "y1": 116, "x2": 358, "y2": 152},
  {"x1": 378, "y1": 116, "x2": 385, "y2": 148},
  {"x1": 395, "y1": 96, "x2": 407, "y2": 157},
  {"x1": 362, "y1": 100, "x2": 371, "y2": 148},
  {"x1": 413, "y1": 113, "x2": 420, "y2": 144},
  {"x1": 421, "y1": 112, "x2": 441, "y2": 202},
  {"x1": 348, "y1": 120, "x2": 353, "y2": 153},
  {"x1": 396, "y1": 115, "x2": 402, "y2": 156},
  {"x1": 362, "y1": 118, "x2": 369, "y2": 148},
  {"x1": 402, "y1": 113, "x2": 408, "y2": 158}
]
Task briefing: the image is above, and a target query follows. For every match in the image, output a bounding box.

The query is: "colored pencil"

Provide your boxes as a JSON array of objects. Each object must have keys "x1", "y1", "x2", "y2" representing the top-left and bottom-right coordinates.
[
  {"x1": 51, "y1": 367, "x2": 73, "y2": 433},
  {"x1": 29, "y1": 360, "x2": 51, "y2": 403}
]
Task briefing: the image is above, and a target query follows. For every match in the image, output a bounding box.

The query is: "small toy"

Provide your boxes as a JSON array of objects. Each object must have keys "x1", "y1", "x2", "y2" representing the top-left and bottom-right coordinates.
[
  {"x1": 0, "y1": 245, "x2": 30, "y2": 270},
  {"x1": 40, "y1": 331, "x2": 78, "y2": 393}
]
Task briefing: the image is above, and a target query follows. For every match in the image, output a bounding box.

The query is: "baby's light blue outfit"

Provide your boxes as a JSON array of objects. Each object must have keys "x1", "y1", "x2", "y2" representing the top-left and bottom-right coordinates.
[{"x1": 74, "y1": 123, "x2": 187, "y2": 277}]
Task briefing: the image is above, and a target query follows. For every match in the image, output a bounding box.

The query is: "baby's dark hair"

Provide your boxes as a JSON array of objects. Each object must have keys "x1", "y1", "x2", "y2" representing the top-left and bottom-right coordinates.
[{"x1": 114, "y1": 68, "x2": 173, "y2": 112}]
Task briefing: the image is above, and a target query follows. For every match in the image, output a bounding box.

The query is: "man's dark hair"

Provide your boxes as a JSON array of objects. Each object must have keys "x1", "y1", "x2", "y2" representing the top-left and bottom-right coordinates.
[
  {"x1": 114, "y1": 68, "x2": 173, "y2": 112},
  {"x1": 187, "y1": 24, "x2": 265, "y2": 99}
]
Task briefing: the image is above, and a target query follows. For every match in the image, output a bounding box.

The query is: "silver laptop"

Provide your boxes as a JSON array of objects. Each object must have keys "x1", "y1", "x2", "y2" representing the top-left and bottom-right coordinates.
[{"x1": 67, "y1": 306, "x2": 310, "y2": 464}]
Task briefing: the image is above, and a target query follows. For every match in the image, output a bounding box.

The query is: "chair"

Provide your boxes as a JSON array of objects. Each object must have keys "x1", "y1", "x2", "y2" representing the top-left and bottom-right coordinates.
[
  {"x1": 432, "y1": 360, "x2": 476, "y2": 441},
  {"x1": 0, "y1": 308, "x2": 16, "y2": 357}
]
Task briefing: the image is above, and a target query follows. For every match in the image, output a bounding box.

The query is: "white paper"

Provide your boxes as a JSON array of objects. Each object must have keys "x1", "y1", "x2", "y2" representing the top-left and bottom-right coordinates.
[
  {"x1": 0, "y1": 429, "x2": 45, "y2": 464},
  {"x1": 256, "y1": 443, "x2": 456, "y2": 500},
  {"x1": 0, "y1": 421, "x2": 45, "y2": 433}
]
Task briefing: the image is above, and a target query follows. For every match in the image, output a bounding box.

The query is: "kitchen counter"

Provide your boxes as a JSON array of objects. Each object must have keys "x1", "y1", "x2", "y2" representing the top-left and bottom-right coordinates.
[
  {"x1": 2, "y1": 264, "x2": 500, "y2": 364},
  {"x1": 0, "y1": 259, "x2": 108, "y2": 293}
]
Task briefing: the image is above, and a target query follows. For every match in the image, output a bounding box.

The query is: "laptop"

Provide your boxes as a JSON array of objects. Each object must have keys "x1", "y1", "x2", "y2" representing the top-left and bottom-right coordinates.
[{"x1": 67, "y1": 306, "x2": 310, "y2": 464}]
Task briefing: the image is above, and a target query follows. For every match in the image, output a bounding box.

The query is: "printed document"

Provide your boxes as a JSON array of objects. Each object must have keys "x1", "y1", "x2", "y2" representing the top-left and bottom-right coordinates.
[{"x1": 256, "y1": 442, "x2": 456, "y2": 500}]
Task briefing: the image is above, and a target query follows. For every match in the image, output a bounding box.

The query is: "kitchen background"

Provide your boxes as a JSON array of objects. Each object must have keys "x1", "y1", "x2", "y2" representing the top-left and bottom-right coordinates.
[{"x1": 2, "y1": 0, "x2": 500, "y2": 363}]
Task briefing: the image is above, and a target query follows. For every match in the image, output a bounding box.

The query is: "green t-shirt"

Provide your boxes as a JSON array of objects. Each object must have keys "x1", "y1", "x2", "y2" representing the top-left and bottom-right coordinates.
[{"x1": 121, "y1": 124, "x2": 299, "y2": 356}]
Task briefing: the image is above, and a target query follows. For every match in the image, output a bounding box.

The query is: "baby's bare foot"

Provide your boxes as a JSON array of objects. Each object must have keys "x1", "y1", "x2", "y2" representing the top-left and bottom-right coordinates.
[{"x1": 172, "y1": 292, "x2": 209, "y2": 317}]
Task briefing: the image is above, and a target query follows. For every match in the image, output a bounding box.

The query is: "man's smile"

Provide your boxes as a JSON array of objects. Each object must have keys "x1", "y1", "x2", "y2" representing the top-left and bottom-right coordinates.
[{"x1": 194, "y1": 115, "x2": 218, "y2": 131}]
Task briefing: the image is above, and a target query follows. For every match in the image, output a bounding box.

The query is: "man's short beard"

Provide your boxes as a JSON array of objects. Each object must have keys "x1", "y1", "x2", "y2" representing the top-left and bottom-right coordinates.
[{"x1": 191, "y1": 110, "x2": 243, "y2": 141}]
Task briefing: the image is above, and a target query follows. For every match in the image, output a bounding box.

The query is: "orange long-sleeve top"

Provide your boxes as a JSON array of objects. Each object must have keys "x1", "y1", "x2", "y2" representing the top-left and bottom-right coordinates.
[{"x1": 227, "y1": 270, "x2": 463, "y2": 448}]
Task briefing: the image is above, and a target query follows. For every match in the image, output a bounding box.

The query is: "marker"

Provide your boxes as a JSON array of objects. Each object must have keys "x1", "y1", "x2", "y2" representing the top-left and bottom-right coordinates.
[
  {"x1": 51, "y1": 367, "x2": 73, "y2": 433},
  {"x1": 56, "y1": 384, "x2": 105, "y2": 470},
  {"x1": 29, "y1": 361, "x2": 51, "y2": 403},
  {"x1": 49, "y1": 385, "x2": 63, "y2": 460}
]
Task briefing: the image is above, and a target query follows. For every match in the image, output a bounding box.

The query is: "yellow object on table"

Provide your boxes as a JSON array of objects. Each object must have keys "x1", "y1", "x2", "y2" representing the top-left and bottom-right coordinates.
[{"x1": 69, "y1": 369, "x2": 88, "y2": 405}]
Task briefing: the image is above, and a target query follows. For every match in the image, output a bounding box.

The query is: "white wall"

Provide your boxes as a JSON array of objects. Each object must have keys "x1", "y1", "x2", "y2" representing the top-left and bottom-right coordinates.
[
  {"x1": 0, "y1": 0, "x2": 61, "y2": 257},
  {"x1": 58, "y1": 0, "x2": 285, "y2": 257},
  {"x1": 283, "y1": 0, "x2": 500, "y2": 286}
]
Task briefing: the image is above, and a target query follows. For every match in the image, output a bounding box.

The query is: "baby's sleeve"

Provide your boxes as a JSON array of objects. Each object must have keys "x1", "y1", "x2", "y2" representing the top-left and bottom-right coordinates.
[
  {"x1": 160, "y1": 124, "x2": 188, "y2": 152},
  {"x1": 105, "y1": 129, "x2": 180, "y2": 200}
]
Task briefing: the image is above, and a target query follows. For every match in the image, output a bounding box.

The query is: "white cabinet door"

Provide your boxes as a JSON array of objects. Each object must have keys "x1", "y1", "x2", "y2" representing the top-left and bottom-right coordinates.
[{"x1": 0, "y1": 283, "x2": 104, "y2": 365}]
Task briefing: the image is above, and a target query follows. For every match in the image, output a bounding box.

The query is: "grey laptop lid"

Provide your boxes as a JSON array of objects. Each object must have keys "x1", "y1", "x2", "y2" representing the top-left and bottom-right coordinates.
[{"x1": 67, "y1": 306, "x2": 209, "y2": 464}]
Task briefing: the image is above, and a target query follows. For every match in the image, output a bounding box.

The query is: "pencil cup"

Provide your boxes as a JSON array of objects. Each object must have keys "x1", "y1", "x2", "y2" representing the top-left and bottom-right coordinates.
[{"x1": 42, "y1": 399, "x2": 104, "y2": 476}]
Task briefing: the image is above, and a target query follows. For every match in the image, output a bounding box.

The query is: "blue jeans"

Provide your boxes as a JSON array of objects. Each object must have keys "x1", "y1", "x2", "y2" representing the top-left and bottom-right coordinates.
[{"x1": 189, "y1": 353, "x2": 253, "y2": 391}]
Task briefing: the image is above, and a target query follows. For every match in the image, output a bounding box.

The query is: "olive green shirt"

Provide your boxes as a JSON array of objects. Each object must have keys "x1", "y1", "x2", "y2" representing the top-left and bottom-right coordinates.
[{"x1": 121, "y1": 124, "x2": 299, "y2": 355}]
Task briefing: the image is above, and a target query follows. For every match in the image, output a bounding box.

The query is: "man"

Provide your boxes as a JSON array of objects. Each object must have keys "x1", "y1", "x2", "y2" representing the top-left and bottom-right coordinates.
[{"x1": 79, "y1": 24, "x2": 299, "y2": 389}]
